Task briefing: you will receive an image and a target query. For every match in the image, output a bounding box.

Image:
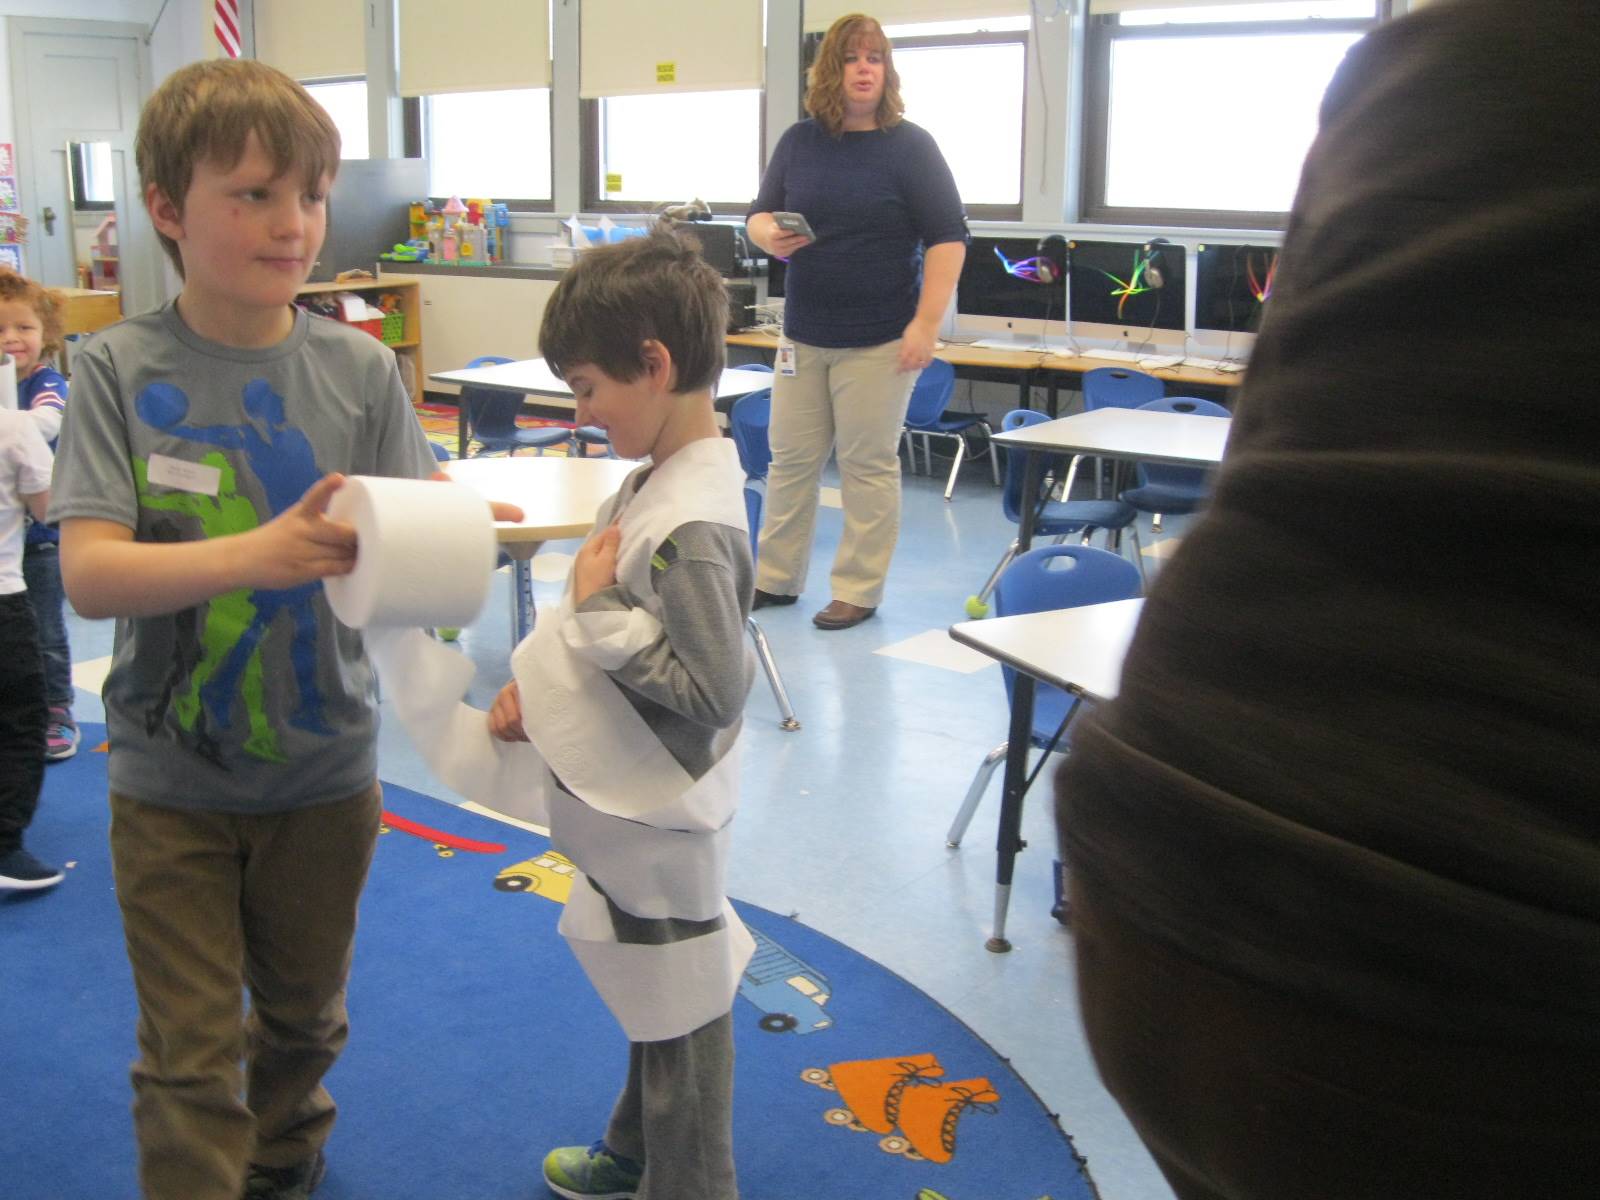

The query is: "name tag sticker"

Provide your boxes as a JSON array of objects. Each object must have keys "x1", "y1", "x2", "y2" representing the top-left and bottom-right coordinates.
[
  {"x1": 147, "y1": 454, "x2": 221, "y2": 497},
  {"x1": 776, "y1": 339, "x2": 797, "y2": 377}
]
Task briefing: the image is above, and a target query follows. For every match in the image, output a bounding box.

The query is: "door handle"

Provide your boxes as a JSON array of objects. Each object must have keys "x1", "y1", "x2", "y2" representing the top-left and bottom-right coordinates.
[{"x1": 42, "y1": 206, "x2": 56, "y2": 235}]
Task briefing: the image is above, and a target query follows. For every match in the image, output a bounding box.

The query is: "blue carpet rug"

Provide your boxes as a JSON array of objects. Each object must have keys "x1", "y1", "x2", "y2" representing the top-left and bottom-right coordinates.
[{"x1": 2, "y1": 726, "x2": 1095, "y2": 1200}]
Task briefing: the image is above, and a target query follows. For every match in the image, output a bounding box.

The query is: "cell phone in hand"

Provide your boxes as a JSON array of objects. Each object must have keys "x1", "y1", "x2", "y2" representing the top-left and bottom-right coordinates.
[{"x1": 772, "y1": 211, "x2": 816, "y2": 241}]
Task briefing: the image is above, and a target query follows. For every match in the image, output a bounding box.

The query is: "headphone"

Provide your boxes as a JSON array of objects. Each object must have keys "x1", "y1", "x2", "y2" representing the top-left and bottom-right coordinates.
[
  {"x1": 1034, "y1": 234, "x2": 1069, "y2": 285},
  {"x1": 1141, "y1": 238, "x2": 1173, "y2": 290}
]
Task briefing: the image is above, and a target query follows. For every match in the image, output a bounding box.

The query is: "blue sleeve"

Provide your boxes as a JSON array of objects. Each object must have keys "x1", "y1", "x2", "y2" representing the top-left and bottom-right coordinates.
[
  {"x1": 900, "y1": 124, "x2": 968, "y2": 248},
  {"x1": 749, "y1": 124, "x2": 798, "y2": 217}
]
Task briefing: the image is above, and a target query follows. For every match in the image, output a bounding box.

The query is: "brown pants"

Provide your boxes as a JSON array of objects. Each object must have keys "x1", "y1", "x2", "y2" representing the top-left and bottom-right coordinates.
[
  {"x1": 109, "y1": 783, "x2": 382, "y2": 1200},
  {"x1": 1070, "y1": 872, "x2": 1600, "y2": 1200}
]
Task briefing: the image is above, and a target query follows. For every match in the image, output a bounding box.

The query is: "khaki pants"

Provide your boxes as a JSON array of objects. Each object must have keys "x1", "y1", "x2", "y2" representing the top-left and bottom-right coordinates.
[
  {"x1": 109, "y1": 783, "x2": 383, "y2": 1200},
  {"x1": 756, "y1": 338, "x2": 917, "y2": 608}
]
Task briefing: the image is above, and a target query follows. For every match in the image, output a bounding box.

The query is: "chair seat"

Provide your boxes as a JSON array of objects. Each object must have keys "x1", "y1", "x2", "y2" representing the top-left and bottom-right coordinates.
[
  {"x1": 1036, "y1": 497, "x2": 1137, "y2": 535},
  {"x1": 475, "y1": 425, "x2": 572, "y2": 455},
  {"x1": 1120, "y1": 482, "x2": 1208, "y2": 513},
  {"x1": 916, "y1": 412, "x2": 985, "y2": 435},
  {"x1": 1029, "y1": 685, "x2": 1081, "y2": 748}
]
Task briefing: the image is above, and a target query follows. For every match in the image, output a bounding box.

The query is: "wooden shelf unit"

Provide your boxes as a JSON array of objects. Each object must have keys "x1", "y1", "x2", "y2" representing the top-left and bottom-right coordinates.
[{"x1": 295, "y1": 275, "x2": 424, "y2": 397}]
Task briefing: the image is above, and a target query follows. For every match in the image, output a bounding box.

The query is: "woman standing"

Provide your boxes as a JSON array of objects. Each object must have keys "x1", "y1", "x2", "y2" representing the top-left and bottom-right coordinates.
[{"x1": 746, "y1": 13, "x2": 967, "y2": 630}]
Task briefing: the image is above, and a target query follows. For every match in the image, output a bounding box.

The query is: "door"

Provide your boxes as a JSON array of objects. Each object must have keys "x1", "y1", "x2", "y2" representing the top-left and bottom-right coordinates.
[{"x1": 7, "y1": 17, "x2": 160, "y2": 317}]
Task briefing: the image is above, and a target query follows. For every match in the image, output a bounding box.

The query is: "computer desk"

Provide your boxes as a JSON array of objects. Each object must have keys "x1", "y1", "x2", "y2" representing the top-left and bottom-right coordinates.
[{"x1": 726, "y1": 328, "x2": 1244, "y2": 415}]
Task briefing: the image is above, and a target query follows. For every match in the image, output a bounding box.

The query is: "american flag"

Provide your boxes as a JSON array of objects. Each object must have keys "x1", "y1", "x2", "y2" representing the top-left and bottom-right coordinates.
[{"x1": 215, "y1": 0, "x2": 241, "y2": 58}]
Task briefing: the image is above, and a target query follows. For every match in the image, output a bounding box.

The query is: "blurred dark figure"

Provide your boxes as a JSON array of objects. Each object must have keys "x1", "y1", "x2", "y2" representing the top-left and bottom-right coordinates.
[{"x1": 1054, "y1": 1, "x2": 1600, "y2": 1197}]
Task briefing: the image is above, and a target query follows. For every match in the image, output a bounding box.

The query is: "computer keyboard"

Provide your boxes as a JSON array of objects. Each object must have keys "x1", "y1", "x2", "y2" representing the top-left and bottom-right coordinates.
[
  {"x1": 1078, "y1": 348, "x2": 1144, "y2": 363},
  {"x1": 1181, "y1": 355, "x2": 1248, "y2": 373},
  {"x1": 1136, "y1": 354, "x2": 1183, "y2": 370}
]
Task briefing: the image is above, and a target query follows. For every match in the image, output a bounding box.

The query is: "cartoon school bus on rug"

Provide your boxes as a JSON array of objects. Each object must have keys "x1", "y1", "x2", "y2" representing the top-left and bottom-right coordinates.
[
  {"x1": 740, "y1": 925, "x2": 834, "y2": 1035},
  {"x1": 493, "y1": 850, "x2": 576, "y2": 903}
]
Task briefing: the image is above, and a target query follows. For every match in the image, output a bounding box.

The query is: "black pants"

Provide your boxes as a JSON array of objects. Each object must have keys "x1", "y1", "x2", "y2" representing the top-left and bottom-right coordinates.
[
  {"x1": 0, "y1": 591, "x2": 46, "y2": 853},
  {"x1": 1070, "y1": 871, "x2": 1600, "y2": 1200}
]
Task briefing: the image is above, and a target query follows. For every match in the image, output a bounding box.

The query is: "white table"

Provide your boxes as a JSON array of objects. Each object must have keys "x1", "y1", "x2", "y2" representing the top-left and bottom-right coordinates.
[
  {"x1": 429, "y1": 359, "x2": 778, "y2": 451},
  {"x1": 949, "y1": 598, "x2": 1146, "y2": 953},
  {"x1": 993, "y1": 407, "x2": 1231, "y2": 548},
  {"x1": 443, "y1": 455, "x2": 637, "y2": 643}
]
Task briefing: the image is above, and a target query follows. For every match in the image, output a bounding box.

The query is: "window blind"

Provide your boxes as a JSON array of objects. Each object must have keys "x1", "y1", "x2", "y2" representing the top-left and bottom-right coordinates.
[
  {"x1": 580, "y1": 0, "x2": 764, "y2": 98},
  {"x1": 398, "y1": 0, "x2": 552, "y2": 96},
  {"x1": 254, "y1": 0, "x2": 364, "y2": 80}
]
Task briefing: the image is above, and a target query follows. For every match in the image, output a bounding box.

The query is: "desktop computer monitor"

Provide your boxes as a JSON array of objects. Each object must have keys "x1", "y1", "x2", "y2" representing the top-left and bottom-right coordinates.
[
  {"x1": 1193, "y1": 242, "x2": 1277, "y2": 355},
  {"x1": 1066, "y1": 238, "x2": 1186, "y2": 348},
  {"x1": 954, "y1": 235, "x2": 1068, "y2": 346}
]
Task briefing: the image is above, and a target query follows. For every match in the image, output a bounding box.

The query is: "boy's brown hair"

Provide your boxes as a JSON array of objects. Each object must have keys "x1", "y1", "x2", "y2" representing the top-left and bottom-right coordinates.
[
  {"x1": 0, "y1": 268, "x2": 65, "y2": 361},
  {"x1": 135, "y1": 58, "x2": 341, "y2": 276},
  {"x1": 805, "y1": 14, "x2": 904, "y2": 136},
  {"x1": 539, "y1": 225, "x2": 727, "y2": 395}
]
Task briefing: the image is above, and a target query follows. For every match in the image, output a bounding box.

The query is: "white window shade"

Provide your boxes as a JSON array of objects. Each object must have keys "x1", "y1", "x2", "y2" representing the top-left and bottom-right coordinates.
[
  {"x1": 398, "y1": 0, "x2": 551, "y2": 96},
  {"x1": 581, "y1": 0, "x2": 763, "y2": 98},
  {"x1": 255, "y1": 0, "x2": 364, "y2": 80},
  {"x1": 1088, "y1": 1, "x2": 1364, "y2": 12},
  {"x1": 803, "y1": 1, "x2": 1029, "y2": 33}
]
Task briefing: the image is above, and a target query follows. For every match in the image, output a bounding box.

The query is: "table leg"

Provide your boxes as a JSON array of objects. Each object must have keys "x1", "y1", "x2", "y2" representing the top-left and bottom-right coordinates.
[
  {"x1": 505, "y1": 541, "x2": 543, "y2": 645},
  {"x1": 457, "y1": 401, "x2": 470, "y2": 458},
  {"x1": 1017, "y1": 450, "x2": 1042, "y2": 553},
  {"x1": 988, "y1": 672, "x2": 1037, "y2": 953}
]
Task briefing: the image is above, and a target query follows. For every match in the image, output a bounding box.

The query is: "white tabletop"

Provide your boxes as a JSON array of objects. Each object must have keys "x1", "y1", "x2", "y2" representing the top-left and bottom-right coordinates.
[
  {"x1": 429, "y1": 359, "x2": 777, "y2": 409},
  {"x1": 443, "y1": 455, "x2": 636, "y2": 547},
  {"x1": 948, "y1": 598, "x2": 1145, "y2": 702},
  {"x1": 992, "y1": 407, "x2": 1230, "y2": 467}
]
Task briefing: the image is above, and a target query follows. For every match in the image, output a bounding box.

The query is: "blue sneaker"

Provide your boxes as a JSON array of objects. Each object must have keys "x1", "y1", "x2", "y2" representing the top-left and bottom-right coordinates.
[{"x1": 542, "y1": 1141, "x2": 642, "y2": 1200}]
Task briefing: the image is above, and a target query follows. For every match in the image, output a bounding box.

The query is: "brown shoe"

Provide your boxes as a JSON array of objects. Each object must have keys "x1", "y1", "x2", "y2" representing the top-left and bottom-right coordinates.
[{"x1": 812, "y1": 600, "x2": 877, "y2": 630}]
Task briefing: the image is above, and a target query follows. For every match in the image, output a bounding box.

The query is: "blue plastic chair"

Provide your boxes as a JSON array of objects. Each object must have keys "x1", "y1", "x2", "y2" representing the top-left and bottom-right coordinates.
[
  {"x1": 461, "y1": 355, "x2": 573, "y2": 458},
  {"x1": 729, "y1": 387, "x2": 773, "y2": 480},
  {"x1": 1081, "y1": 367, "x2": 1165, "y2": 495},
  {"x1": 947, "y1": 544, "x2": 1143, "y2": 850},
  {"x1": 900, "y1": 360, "x2": 1000, "y2": 501},
  {"x1": 569, "y1": 425, "x2": 616, "y2": 458},
  {"x1": 964, "y1": 409, "x2": 1143, "y2": 617},
  {"x1": 1120, "y1": 395, "x2": 1231, "y2": 532}
]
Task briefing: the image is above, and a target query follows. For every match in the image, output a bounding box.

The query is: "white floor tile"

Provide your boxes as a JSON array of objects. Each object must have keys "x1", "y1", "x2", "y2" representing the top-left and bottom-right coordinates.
[{"x1": 874, "y1": 628, "x2": 999, "y2": 674}]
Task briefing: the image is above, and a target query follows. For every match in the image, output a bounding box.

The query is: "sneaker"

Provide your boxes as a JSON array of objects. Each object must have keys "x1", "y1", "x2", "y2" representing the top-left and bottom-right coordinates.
[
  {"x1": 243, "y1": 1150, "x2": 326, "y2": 1199},
  {"x1": 542, "y1": 1141, "x2": 643, "y2": 1200},
  {"x1": 44, "y1": 707, "x2": 79, "y2": 763},
  {"x1": 0, "y1": 847, "x2": 65, "y2": 891}
]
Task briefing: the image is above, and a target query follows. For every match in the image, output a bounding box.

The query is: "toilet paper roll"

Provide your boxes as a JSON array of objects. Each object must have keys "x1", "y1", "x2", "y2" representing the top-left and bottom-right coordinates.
[
  {"x1": 324, "y1": 475, "x2": 497, "y2": 629},
  {"x1": 0, "y1": 354, "x2": 16, "y2": 411}
]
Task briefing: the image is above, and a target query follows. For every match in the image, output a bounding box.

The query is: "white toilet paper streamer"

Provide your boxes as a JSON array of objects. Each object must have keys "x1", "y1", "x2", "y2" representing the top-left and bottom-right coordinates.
[
  {"x1": 324, "y1": 476, "x2": 552, "y2": 827},
  {"x1": 324, "y1": 475, "x2": 496, "y2": 629}
]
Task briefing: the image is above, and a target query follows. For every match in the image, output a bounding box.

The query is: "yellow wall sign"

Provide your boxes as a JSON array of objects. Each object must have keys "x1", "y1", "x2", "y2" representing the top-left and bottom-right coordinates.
[
  {"x1": 605, "y1": 173, "x2": 623, "y2": 194},
  {"x1": 656, "y1": 61, "x2": 676, "y2": 84}
]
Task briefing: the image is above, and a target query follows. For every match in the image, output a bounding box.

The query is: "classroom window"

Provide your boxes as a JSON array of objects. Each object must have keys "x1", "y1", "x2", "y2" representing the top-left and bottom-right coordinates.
[
  {"x1": 303, "y1": 79, "x2": 369, "y2": 160},
  {"x1": 586, "y1": 90, "x2": 763, "y2": 211},
  {"x1": 424, "y1": 89, "x2": 553, "y2": 206},
  {"x1": 1081, "y1": 1, "x2": 1387, "y2": 228},
  {"x1": 889, "y1": 26, "x2": 1027, "y2": 217}
]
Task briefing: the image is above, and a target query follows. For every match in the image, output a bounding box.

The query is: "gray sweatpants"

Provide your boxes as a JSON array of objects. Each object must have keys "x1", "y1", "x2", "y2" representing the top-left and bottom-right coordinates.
[{"x1": 604, "y1": 1011, "x2": 737, "y2": 1200}]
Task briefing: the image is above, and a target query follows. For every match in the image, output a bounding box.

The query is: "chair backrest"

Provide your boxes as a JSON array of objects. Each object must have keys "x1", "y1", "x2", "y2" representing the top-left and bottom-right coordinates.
[
  {"x1": 741, "y1": 362, "x2": 775, "y2": 373},
  {"x1": 428, "y1": 441, "x2": 452, "y2": 464},
  {"x1": 1132, "y1": 395, "x2": 1230, "y2": 489},
  {"x1": 997, "y1": 408, "x2": 1068, "y2": 525},
  {"x1": 992, "y1": 543, "x2": 1143, "y2": 718},
  {"x1": 1082, "y1": 367, "x2": 1164, "y2": 411},
  {"x1": 903, "y1": 360, "x2": 956, "y2": 429},
  {"x1": 729, "y1": 387, "x2": 773, "y2": 480},
  {"x1": 461, "y1": 355, "x2": 521, "y2": 441}
]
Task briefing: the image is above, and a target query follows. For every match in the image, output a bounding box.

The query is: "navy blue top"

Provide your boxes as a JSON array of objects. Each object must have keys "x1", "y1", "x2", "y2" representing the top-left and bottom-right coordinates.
[{"x1": 749, "y1": 119, "x2": 967, "y2": 349}]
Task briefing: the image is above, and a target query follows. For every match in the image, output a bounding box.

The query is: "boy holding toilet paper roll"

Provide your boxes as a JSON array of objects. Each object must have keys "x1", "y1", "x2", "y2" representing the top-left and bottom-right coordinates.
[
  {"x1": 48, "y1": 60, "x2": 444, "y2": 1200},
  {"x1": 487, "y1": 228, "x2": 755, "y2": 1200}
]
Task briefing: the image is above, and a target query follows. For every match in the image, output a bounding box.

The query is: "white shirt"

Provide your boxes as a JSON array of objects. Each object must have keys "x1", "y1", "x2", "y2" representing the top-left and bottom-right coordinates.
[{"x1": 0, "y1": 408, "x2": 53, "y2": 594}]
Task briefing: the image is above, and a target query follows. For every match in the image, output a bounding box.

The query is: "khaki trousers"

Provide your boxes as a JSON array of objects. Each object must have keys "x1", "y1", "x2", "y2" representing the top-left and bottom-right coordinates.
[
  {"x1": 109, "y1": 783, "x2": 383, "y2": 1200},
  {"x1": 756, "y1": 338, "x2": 917, "y2": 608}
]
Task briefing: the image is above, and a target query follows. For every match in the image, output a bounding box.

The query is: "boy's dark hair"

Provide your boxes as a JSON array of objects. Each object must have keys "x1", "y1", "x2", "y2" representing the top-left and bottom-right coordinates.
[
  {"x1": 539, "y1": 225, "x2": 727, "y2": 394},
  {"x1": 136, "y1": 59, "x2": 341, "y2": 277},
  {"x1": 0, "y1": 268, "x2": 64, "y2": 360}
]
